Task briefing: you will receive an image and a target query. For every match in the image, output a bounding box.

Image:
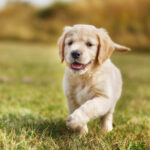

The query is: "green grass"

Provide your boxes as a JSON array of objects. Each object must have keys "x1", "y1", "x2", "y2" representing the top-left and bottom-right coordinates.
[{"x1": 0, "y1": 42, "x2": 149, "y2": 150}]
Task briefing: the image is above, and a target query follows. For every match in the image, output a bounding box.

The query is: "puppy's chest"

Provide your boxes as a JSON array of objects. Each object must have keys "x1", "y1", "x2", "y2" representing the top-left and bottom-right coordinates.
[{"x1": 66, "y1": 81, "x2": 94, "y2": 105}]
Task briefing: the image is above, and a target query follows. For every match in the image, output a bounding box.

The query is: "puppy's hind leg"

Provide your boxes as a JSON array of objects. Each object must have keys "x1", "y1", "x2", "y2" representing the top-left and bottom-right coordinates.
[{"x1": 100, "y1": 111, "x2": 113, "y2": 132}]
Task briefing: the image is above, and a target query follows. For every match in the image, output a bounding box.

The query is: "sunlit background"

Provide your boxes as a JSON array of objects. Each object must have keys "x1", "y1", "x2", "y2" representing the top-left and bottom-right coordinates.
[
  {"x1": 0, "y1": 0, "x2": 71, "y2": 8},
  {"x1": 0, "y1": 0, "x2": 150, "y2": 47},
  {"x1": 0, "y1": 0, "x2": 150, "y2": 149}
]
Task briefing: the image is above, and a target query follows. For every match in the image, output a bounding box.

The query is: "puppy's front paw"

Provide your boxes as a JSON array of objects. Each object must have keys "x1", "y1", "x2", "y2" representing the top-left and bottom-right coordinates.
[
  {"x1": 66, "y1": 110, "x2": 88, "y2": 131},
  {"x1": 66, "y1": 114, "x2": 81, "y2": 130},
  {"x1": 66, "y1": 113, "x2": 88, "y2": 135}
]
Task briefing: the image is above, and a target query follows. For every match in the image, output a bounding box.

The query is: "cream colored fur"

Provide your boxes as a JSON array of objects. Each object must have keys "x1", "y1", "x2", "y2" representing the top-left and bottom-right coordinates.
[{"x1": 58, "y1": 24, "x2": 130, "y2": 135}]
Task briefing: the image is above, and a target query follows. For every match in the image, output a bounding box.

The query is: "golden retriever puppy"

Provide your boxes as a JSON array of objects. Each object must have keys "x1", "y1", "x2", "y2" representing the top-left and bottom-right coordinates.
[{"x1": 58, "y1": 24, "x2": 130, "y2": 135}]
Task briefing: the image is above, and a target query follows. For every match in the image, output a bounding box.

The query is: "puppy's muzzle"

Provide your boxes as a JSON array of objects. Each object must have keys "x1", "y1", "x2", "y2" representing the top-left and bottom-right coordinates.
[{"x1": 71, "y1": 50, "x2": 81, "y2": 59}]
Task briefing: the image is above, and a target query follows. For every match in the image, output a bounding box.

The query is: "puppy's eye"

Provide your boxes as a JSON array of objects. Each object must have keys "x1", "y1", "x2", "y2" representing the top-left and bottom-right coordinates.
[
  {"x1": 68, "y1": 41, "x2": 73, "y2": 46},
  {"x1": 86, "y1": 42, "x2": 93, "y2": 47}
]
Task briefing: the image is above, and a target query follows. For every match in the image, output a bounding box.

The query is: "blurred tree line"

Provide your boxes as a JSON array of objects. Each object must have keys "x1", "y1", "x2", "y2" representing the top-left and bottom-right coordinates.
[{"x1": 0, "y1": 0, "x2": 150, "y2": 48}]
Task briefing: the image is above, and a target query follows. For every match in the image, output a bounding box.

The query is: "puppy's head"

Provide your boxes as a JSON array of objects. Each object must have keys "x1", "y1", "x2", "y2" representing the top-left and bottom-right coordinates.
[{"x1": 58, "y1": 24, "x2": 130, "y2": 74}]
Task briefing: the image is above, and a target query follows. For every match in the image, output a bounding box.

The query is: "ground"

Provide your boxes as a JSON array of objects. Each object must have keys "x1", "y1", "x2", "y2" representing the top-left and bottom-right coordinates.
[{"x1": 0, "y1": 42, "x2": 149, "y2": 150}]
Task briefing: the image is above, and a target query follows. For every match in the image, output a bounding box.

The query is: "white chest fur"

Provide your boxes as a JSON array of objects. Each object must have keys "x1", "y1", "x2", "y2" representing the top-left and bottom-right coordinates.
[
  {"x1": 63, "y1": 73, "x2": 95, "y2": 106},
  {"x1": 74, "y1": 85, "x2": 92, "y2": 105}
]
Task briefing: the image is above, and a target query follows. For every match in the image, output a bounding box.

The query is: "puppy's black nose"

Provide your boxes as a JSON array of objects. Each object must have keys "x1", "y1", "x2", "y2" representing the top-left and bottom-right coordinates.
[{"x1": 71, "y1": 50, "x2": 80, "y2": 59}]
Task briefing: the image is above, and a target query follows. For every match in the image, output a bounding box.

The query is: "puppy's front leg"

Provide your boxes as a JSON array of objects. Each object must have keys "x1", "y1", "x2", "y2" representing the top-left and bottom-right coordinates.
[
  {"x1": 66, "y1": 97, "x2": 111, "y2": 134},
  {"x1": 67, "y1": 98, "x2": 80, "y2": 114}
]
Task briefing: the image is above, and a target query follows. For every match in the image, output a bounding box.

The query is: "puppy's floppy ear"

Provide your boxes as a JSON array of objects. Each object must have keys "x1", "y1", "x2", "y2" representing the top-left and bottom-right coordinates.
[
  {"x1": 114, "y1": 43, "x2": 131, "y2": 52},
  {"x1": 58, "y1": 26, "x2": 72, "y2": 63},
  {"x1": 96, "y1": 28, "x2": 130, "y2": 65},
  {"x1": 96, "y1": 28, "x2": 114, "y2": 65}
]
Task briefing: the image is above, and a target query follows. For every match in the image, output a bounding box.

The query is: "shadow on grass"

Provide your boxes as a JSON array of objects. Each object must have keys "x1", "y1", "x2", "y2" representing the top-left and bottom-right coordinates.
[
  {"x1": 0, "y1": 113, "x2": 73, "y2": 139},
  {"x1": 0, "y1": 113, "x2": 150, "y2": 149}
]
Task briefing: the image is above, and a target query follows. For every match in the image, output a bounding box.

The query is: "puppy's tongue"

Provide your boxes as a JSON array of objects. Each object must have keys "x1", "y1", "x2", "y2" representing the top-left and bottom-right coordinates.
[{"x1": 72, "y1": 63, "x2": 83, "y2": 69}]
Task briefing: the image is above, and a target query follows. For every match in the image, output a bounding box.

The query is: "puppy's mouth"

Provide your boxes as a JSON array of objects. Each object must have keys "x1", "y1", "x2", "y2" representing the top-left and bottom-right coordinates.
[{"x1": 71, "y1": 61, "x2": 91, "y2": 70}]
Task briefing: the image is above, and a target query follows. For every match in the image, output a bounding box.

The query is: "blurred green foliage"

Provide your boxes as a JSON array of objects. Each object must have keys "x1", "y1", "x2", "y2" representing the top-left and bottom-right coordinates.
[{"x1": 0, "y1": 0, "x2": 150, "y2": 48}]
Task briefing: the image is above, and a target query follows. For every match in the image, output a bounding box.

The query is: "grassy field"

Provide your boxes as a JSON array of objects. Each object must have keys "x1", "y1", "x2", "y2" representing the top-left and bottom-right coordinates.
[{"x1": 0, "y1": 42, "x2": 149, "y2": 150}]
